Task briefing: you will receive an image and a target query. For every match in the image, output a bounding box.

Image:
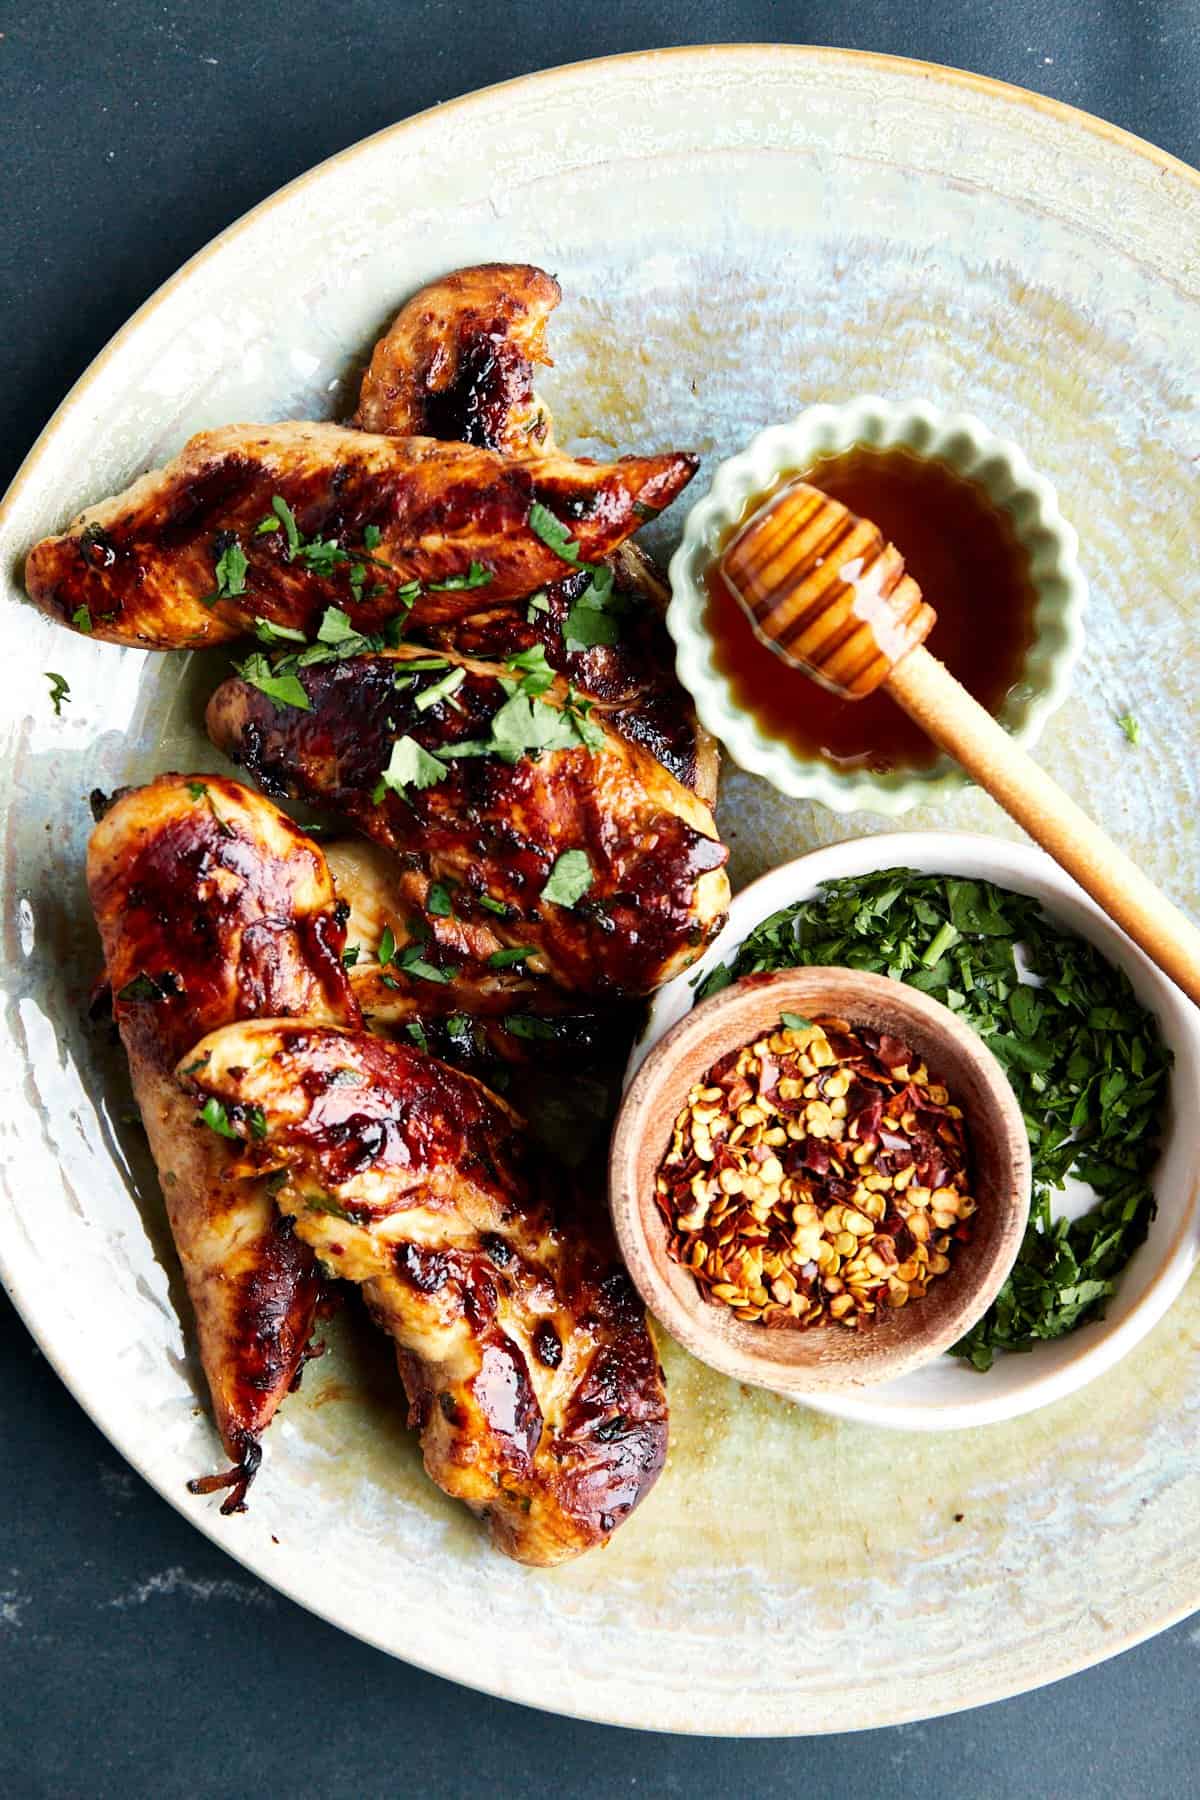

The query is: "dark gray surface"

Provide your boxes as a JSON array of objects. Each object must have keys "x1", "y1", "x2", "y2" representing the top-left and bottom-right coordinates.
[{"x1": 4, "y1": 5, "x2": 1200, "y2": 1795}]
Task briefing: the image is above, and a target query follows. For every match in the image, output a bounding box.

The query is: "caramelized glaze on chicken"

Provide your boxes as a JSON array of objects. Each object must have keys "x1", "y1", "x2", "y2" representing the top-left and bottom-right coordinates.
[
  {"x1": 178, "y1": 1021, "x2": 669, "y2": 1565},
  {"x1": 87, "y1": 776, "x2": 360, "y2": 1507},
  {"x1": 354, "y1": 262, "x2": 561, "y2": 452},
  {"x1": 207, "y1": 645, "x2": 730, "y2": 996},
  {"x1": 25, "y1": 422, "x2": 696, "y2": 649}
]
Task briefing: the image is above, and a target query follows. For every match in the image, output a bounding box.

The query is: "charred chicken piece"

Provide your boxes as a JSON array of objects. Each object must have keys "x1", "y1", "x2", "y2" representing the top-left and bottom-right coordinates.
[
  {"x1": 436, "y1": 542, "x2": 720, "y2": 802},
  {"x1": 354, "y1": 262, "x2": 561, "y2": 452},
  {"x1": 326, "y1": 838, "x2": 634, "y2": 1163},
  {"x1": 207, "y1": 645, "x2": 730, "y2": 997},
  {"x1": 87, "y1": 775, "x2": 361, "y2": 1509},
  {"x1": 177, "y1": 1021, "x2": 669, "y2": 1565},
  {"x1": 25, "y1": 421, "x2": 696, "y2": 650},
  {"x1": 354, "y1": 264, "x2": 717, "y2": 800}
]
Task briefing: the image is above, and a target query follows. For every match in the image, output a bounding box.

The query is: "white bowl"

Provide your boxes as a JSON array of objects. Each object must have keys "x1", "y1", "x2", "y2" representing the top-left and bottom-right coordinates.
[
  {"x1": 627, "y1": 832, "x2": 1200, "y2": 1431},
  {"x1": 666, "y1": 397, "x2": 1088, "y2": 815}
]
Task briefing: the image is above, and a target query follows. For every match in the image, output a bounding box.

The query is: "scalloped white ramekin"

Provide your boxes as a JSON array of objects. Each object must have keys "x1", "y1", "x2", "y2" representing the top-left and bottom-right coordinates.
[{"x1": 667, "y1": 398, "x2": 1088, "y2": 815}]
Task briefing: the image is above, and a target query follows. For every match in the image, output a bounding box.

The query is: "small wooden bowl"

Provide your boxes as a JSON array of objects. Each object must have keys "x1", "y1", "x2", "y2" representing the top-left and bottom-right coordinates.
[{"x1": 609, "y1": 968, "x2": 1031, "y2": 1395}]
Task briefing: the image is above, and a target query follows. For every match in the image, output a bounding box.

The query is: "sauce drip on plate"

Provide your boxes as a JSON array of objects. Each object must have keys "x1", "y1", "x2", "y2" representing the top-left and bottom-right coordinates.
[{"x1": 703, "y1": 444, "x2": 1036, "y2": 772}]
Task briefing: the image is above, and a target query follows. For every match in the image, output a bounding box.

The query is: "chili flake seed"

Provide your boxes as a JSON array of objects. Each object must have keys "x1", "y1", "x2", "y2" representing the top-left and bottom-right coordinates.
[{"x1": 654, "y1": 1016, "x2": 977, "y2": 1330}]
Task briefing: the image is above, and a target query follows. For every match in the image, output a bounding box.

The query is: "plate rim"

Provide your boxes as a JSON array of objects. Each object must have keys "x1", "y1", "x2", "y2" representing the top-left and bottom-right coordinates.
[{"x1": 4, "y1": 42, "x2": 1200, "y2": 1734}]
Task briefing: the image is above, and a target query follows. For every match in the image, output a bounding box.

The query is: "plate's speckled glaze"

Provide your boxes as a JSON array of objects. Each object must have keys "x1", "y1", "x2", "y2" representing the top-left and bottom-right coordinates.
[{"x1": 2, "y1": 47, "x2": 1199, "y2": 1734}]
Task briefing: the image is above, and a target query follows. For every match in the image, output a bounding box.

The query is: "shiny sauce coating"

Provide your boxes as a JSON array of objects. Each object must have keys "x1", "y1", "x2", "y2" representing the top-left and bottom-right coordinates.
[{"x1": 704, "y1": 445, "x2": 1036, "y2": 772}]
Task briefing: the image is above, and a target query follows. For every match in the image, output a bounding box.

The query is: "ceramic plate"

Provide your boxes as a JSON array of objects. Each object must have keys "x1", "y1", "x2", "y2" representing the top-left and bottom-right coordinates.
[{"x1": 3, "y1": 47, "x2": 1199, "y2": 1734}]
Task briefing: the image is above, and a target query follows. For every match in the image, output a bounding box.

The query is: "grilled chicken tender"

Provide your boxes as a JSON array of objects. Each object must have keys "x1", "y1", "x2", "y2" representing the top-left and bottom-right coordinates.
[
  {"x1": 354, "y1": 263, "x2": 717, "y2": 799},
  {"x1": 25, "y1": 421, "x2": 696, "y2": 649},
  {"x1": 354, "y1": 261, "x2": 561, "y2": 452},
  {"x1": 207, "y1": 645, "x2": 730, "y2": 996},
  {"x1": 434, "y1": 542, "x2": 720, "y2": 802},
  {"x1": 326, "y1": 838, "x2": 634, "y2": 1074},
  {"x1": 87, "y1": 776, "x2": 361, "y2": 1508},
  {"x1": 178, "y1": 1021, "x2": 669, "y2": 1565}
]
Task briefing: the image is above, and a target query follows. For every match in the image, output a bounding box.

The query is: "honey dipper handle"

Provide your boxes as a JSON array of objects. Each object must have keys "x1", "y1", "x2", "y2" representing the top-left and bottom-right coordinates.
[{"x1": 888, "y1": 647, "x2": 1200, "y2": 1005}]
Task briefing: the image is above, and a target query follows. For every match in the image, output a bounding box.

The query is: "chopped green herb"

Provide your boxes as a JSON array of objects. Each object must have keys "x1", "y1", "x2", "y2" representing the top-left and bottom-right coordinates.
[
  {"x1": 253, "y1": 616, "x2": 308, "y2": 646},
  {"x1": 233, "y1": 652, "x2": 311, "y2": 712},
  {"x1": 316, "y1": 606, "x2": 358, "y2": 644},
  {"x1": 203, "y1": 536, "x2": 249, "y2": 606},
  {"x1": 526, "y1": 592, "x2": 551, "y2": 621},
  {"x1": 488, "y1": 946, "x2": 536, "y2": 968},
  {"x1": 185, "y1": 780, "x2": 234, "y2": 838},
  {"x1": 246, "y1": 1105, "x2": 269, "y2": 1139},
  {"x1": 297, "y1": 535, "x2": 350, "y2": 578},
  {"x1": 447, "y1": 691, "x2": 585, "y2": 765},
  {"x1": 45, "y1": 672, "x2": 71, "y2": 715},
  {"x1": 374, "y1": 734, "x2": 451, "y2": 800},
  {"x1": 396, "y1": 656, "x2": 451, "y2": 673},
  {"x1": 528, "y1": 501, "x2": 581, "y2": 564},
  {"x1": 305, "y1": 1195, "x2": 354, "y2": 1221},
  {"x1": 1116, "y1": 712, "x2": 1141, "y2": 746},
  {"x1": 505, "y1": 1014, "x2": 559, "y2": 1041},
  {"x1": 426, "y1": 882, "x2": 453, "y2": 918},
  {"x1": 540, "y1": 849, "x2": 593, "y2": 909},
  {"x1": 265, "y1": 1169, "x2": 289, "y2": 1195},
  {"x1": 198, "y1": 1096, "x2": 239, "y2": 1140},
  {"x1": 780, "y1": 1012, "x2": 814, "y2": 1031},
  {"x1": 415, "y1": 666, "x2": 466, "y2": 712},
  {"x1": 341, "y1": 945, "x2": 360, "y2": 968},
  {"x1": 255, "y1": 514, "x2": 281, "y2": 536},
  {"x1": 477, "y1": 893, "x2": 510, "y2": 917},
  {"x1": 505, "y1": 643, "x2": 556, "y2": 696},
  {"x1": 378, "y1": 925, "x2": 397, "y2": 968},
  {"x1": 363, "y1": 524, "x2": 382, "y2": 551},
  {"x1": 696, "y1": 869, "x2": 1171, "y2": 1368},
  {"x1": 564, "y1": 687, "x2": 606, "y2": 752},
  {"x1": 563, "y1": 563, "x2": 625, "y2": 652},
  {"x1": 270, "y1": 495, "x2": 302, "y2": 558},
  {"x1": 406, "y1": 1020, "x2": 429, "y2": 1052},
  {"x1": 72, "y1": 605, "x2": 93, "y2": 634},
  {"x1": 118, "y1": 972, "x2": 169, "y2": 1003},
  {"x1": 427, "y1": 560, "x2": 493, "y2": 592}
]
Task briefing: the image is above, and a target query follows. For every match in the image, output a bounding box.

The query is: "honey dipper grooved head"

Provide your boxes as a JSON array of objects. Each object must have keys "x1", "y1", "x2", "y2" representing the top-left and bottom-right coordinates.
[{"x1": 717, "y1": 478, "x2": 937, "y2": 699}]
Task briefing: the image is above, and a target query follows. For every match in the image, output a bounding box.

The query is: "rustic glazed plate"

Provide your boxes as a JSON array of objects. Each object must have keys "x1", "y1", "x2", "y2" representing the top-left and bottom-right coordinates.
[{"x1": 3, "y1": 46, "x2": 1199, "y2": 1734}]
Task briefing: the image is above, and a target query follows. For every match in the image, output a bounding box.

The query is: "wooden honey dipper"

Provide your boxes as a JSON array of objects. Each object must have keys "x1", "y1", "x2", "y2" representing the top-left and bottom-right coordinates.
[{"x1": 719, "y1": 478, "x2": 1200, "y2": 1005}]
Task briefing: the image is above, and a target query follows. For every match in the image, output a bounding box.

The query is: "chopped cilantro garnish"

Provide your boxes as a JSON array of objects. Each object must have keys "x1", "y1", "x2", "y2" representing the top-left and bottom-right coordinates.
[
  {"x1": 45, "y1": 672, "x2": 71, "y2": 715},
  {"x1": 270, "y1": 495, "x2": 302, "y2": 558},
  {"x1": 197, "y1": 1096, "x2": 239, "y2": 1140},
  {"x1": 378, "y1": 925, "x2": 397, "y2": 968},
  {"x1": 254, "y1": 616, "x2": 307, "y2": 646},
  {"x1": 363, "y1": 524, "x2": 382, "y2": 551},
  {"x1": 246, "y1": 1105, "x2": 268, "y2": 1139},
  {"x1": 374, "y1": 735, "x2": 451, "y2": 801},
  {"x1": 233, "y1": 652, "x2": 311, "y2": 712},
  {"x1": 406, "y1": 1020, "x2": 429, "y2": 1052},
  {"x1": 505, "y1": 1014, "x2": 559, "y2": 1041},
  {"x1": 540, "y1": 849, "x2": 593, "y2": 909},
  {"x1": 564, "y1": 564, "x2": 626, "y2": 652},
  {"x1": 415, "y1": 666, "x2": 466, "y2": 712},
  {"x1": 202, "y1": 536, "x2": 249, "y2": 607},
  {"x1": 427, "y1": 561, "x2": 493, "y2": 592},
  {"x1": 117, "y1": 972, "x2": 171, "y2": 1003},
  {"x1": 488, "y1": 946, "x2": 536, "y2": 968},
  {"x1": 477, "y1": 893, "x2": 510, "y2": 917},
  {"x1": 526, "y1": 592, "x2": 550, "y2": 621},
  {"x1": 505, "y1": 644, "x2": 555, "y2": 696},
  {"x1": 780, "y1": 1012, "x2": 814, "y2": 1032},
  {"x1": 1116, "y1": 712, "x2": 1141, "y2": 745},
  {"x1": 72, "y1": 605, "x2": 93, "y2": 634},
  {"x1": 426, "y1": 882, "x2": 453, "y2": 918},
  {"x1": 528, "y1": 501, "x2": 581, "y2": 564},
  {"x1": 341, "y1": 945, "x2": 360, "y2": 968}
]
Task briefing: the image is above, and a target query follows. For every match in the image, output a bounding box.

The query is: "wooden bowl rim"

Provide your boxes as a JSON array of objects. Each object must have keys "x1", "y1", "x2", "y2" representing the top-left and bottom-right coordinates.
[{"x1": 609, "y1": 966, "x2": 1032, "y2": 1394}]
